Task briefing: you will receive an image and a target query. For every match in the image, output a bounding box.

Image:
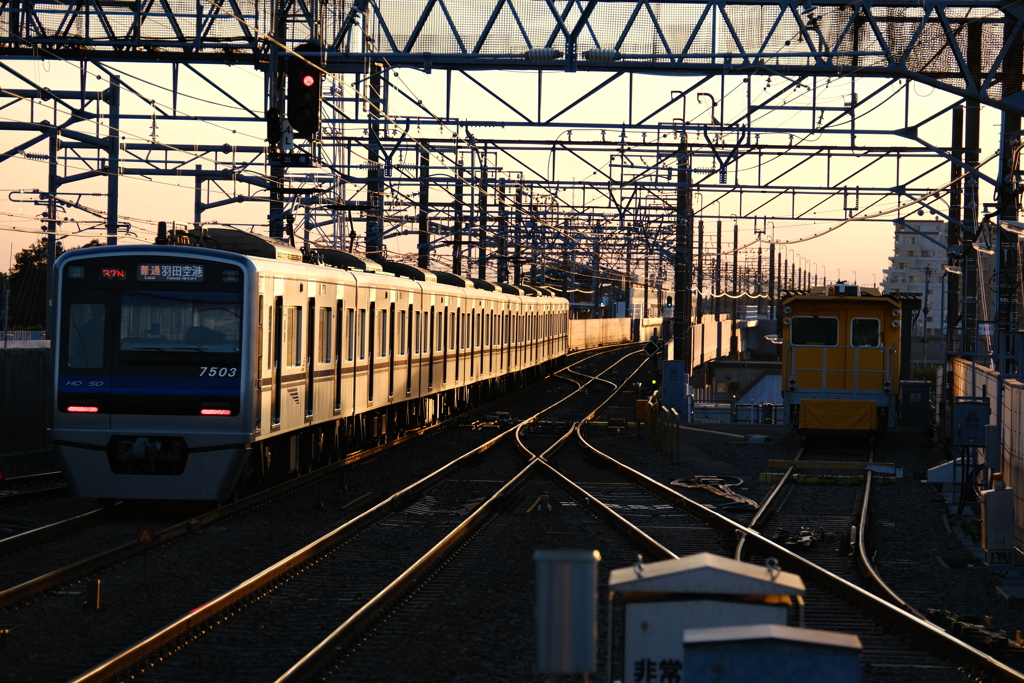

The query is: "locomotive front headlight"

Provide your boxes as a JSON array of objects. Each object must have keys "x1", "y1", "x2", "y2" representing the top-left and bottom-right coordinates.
[
  {"x1": 892, "y1": 309, "x2": 901, "y2": 318},
  {"x1": 783, "y1": 306, "x2": 792, "y2": 314},
  {"x1": 783, "y1": 317, "x2": 792, "y2": 326},
  {"x1": 891, "y1": 320, "x2": 900, "y2": 328}
]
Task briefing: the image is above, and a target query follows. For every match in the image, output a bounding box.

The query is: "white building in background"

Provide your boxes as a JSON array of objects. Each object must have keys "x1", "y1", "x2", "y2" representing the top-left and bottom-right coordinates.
[{"x1": 880, "y1": 219, "x2": 947, "y2": 365}]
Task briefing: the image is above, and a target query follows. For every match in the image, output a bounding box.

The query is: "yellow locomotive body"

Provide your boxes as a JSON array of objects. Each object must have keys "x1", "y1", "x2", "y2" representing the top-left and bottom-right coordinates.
[{"x1": 781, "y1": 284, "x2": 902, "y2": 441}]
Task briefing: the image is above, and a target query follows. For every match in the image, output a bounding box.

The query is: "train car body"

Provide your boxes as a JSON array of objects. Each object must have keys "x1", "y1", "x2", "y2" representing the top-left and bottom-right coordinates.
[
  {"x1": 51, "y1": 229, "x2": 569, "y2": 500},
  {"x1": 780, "y1": 284, "x2": 901, "y2": 441}
]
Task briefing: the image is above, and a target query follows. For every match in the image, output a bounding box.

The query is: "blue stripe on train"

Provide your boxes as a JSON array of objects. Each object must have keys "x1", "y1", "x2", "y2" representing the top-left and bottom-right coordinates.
[{"x1": 58, "y1": 374, "x2": 240, "y2": 395}]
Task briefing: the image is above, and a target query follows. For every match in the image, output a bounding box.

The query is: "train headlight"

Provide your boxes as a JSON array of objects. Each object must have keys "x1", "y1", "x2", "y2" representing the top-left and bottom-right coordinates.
[
  {"x1": 783, "y1": 317, "x2": 792, "y2": 326},
  {"x1": 884, "y1": 380, "x2": 891, "y2": 394},
  {"x1": 891, "y1": 320, "x2": 900, "y2": 328},
  {"x1": 783, "y1": 306, "x2": 792, "y2": 314},
  {"x1": 892, "y1": 309, "x2": 901, "y2": 318},
  {"x1": 789, "y1": 378, "x2": 796, "y2": 390}
]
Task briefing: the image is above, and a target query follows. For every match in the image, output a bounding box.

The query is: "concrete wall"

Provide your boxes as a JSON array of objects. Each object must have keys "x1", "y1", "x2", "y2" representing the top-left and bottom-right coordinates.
[
  {"x1": 568, "y1": 317, "x2": 663, "y2": 351},
  {"x1": 948, "y1": 359, "x2": 1024, "y2": 553}
]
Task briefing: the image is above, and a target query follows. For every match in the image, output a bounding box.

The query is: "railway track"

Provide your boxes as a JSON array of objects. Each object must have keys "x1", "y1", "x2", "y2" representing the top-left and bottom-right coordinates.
[
  {"x1": 13, "y1": 346, "x2": 1013, "y2": 682},
  {"x1": 0, "y1": 471, "x2": 68, "y2": 510},
  {"x1": 58, "y1": 347, "x2": 646, "y2": 683},
  {"x1": 0, "y1": 346, "x2": 638, "y2": 682},
  {"x1": 0, "y1": 347, "x2": 630, "y2": 611},
  {"x1": 567, "y1": 428, "x2": 1021, "y2": 682}
]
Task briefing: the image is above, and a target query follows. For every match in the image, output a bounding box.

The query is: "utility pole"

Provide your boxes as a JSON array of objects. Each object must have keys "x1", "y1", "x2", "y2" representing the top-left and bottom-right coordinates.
[
  {"x1": 417, "y1": 144, "x2": 430, "y2": 269},
  {"x1": 673, "y1": 137, "x2": 693, "y2": 368},
  {"x1": 106, "y1": 76, "x2": 120, "y2": 245}
]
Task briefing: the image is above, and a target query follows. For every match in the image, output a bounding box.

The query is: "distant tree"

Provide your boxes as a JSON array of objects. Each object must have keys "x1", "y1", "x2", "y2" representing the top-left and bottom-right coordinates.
[{"x1": 4, "y1": 238, "x2": 100, "y2": 330}]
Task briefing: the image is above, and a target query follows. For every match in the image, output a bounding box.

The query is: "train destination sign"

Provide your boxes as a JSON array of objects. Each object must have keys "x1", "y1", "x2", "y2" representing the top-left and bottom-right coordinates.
[{"x1": 138, "y1": 264, "x2": 205, "y2": 282}]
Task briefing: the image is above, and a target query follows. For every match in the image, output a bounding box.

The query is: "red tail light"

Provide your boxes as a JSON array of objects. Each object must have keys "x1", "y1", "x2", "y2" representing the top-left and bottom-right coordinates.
[
  {"x1": 67, "y1": 406, "x2": 99, "y2": 413},
  {"x1": 200, "y1": 409, "x2": 232, "y2": 416}
]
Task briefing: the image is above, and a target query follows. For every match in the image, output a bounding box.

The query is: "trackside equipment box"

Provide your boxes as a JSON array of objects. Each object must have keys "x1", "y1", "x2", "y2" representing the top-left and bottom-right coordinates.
[
  {"x1": 607, "y1": 553, "x2": 805, "y2": 683},
  {"x1": 682, "y1": 623, "x2": 862, "y2": 682},
  {"x1": 535, "y1": 549, "x2": 600, "y2": 675}
]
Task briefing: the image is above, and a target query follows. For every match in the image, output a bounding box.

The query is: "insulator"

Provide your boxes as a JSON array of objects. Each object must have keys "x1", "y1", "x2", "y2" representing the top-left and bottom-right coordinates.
[
  {"x1": 524, "y1": 48, "x2": 562, "y2": 62},
  {"x1": 584, "y1": 49, "x2": 620, "y2": 63}
]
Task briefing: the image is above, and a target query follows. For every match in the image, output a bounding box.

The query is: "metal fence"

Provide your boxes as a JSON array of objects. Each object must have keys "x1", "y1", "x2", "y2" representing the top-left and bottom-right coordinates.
[
  {"x1": 2, "y1": 331, "x2": 46, "y2": 342},
  {"x1": 0, "y1": 348, "x2": 51, "y2": 472}
]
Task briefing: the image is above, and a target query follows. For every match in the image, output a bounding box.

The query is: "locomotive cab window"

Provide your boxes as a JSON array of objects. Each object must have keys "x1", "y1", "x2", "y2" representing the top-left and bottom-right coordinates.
[
  {"x1": 67, "y1": 303, "x2": 107, "y2": 369},
  {"x1": 119, "y1": 291, "x2": 241, "y2": 353},
  {"x1": 791, "y1": 316, "x2": 838, "y2": 346},
  {"x1": 851, "y1": 318, "x2": 881, "y2": 347}
]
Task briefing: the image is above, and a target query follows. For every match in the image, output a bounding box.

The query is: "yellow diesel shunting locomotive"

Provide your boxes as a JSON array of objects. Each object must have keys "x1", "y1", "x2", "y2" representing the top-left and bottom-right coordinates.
[{"x1": 781, "y1": 283, "x2": 902, "y2": 442}]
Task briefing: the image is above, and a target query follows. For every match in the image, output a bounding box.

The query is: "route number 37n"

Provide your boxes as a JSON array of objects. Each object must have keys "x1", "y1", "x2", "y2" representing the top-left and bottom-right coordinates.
[{"x1": 200, "y1": 367, "x2": 238, "y2": 377}]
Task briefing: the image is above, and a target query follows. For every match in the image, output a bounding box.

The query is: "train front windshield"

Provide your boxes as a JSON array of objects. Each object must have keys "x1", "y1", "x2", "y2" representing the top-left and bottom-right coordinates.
[{"x1": 58, "y1": 256, "x2": 245, "y2": 416}]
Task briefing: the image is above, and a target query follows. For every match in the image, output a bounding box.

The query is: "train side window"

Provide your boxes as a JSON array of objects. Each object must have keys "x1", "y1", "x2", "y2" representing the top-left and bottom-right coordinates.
[
  {"x1": 437, "y1": 312, "x2": 443, "y2": 351},
  {"x1": 319, "y1": 307, "x2": 333, "y2": 363},
  {"x1": 414, "y1": 311, "x2": 421, "y2": 354},
  {"x1": 284, "y1": 306, "x2": 302, "y2": 367},
  {"x1": 67, "y1": 303, "x2": 106, "y2": 369},
  {"x1": 852, "y1": 318, "x2": 881, "y2": 347},
  {"x1": 346, "y1": 308, "x2": 355, "y2": 361},
  {"x1": 791, "y1": 317, "x2": 838, "y2": 346},
  {"x1": 359, "y1": 308, "x2": 367, "y2": 360},
  {"x1": 368, "y1": 304, "x2": 376, "y2": 360},
  {"x1": 379, "y1": 308, "x2": 388, "y2": 357},
  {"x1": 267, "y1": 304, "x2": 274, "y2": 370},
  {"x1": 450, "y1": 312, "x2": 456, "y2": 350},
  {"x1": 399, "y1": 309, "x2": 407, "y2": 355}
]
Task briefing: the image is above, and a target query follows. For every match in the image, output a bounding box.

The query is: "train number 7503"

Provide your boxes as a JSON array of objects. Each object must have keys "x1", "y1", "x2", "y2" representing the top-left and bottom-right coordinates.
[{"x1": 200, "y1": 367, "x2": 238, "y2": 377}]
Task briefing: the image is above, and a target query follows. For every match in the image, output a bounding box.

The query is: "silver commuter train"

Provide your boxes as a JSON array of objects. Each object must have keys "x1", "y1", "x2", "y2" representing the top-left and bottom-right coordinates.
[{"x1": 52, "y1": 228, "x2": 569, "y2": 501}]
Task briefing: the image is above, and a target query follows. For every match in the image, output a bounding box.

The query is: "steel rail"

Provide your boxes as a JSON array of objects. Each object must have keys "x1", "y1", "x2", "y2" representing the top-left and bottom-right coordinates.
[
  {"x1": 65, "y1": 347, "x2": 633, "y2": 683},
  {"x1": 0, "y1": 483, "x2": 69, "y2": 508},
  {"x1": 572, "y1": 427, "x2": 1024, "y2": 682},
  {"x1": 855, "y1": 458, "x2": 927, "y2": 619},
  {"x1": 0, "y1": 504, "x2": 120, "y2": 554},
  {"x1": 0, "y1": 464, "x2": 344, "y2": 610},
  {"x1": 732, "y1": 447, "x2": 801, "y2": 560},
  {"x1": 274, "y1": 353, "x2": 658, "y2": 682},
  {"x1": 272, "y1": 459, "x2": 540, "y2": 683},
  {"x1": 514, "y1": 350, "x2": 645, "y2": 460},
  {"x1": 0, "y1": 349, "x2": 615, "y2": 606}
]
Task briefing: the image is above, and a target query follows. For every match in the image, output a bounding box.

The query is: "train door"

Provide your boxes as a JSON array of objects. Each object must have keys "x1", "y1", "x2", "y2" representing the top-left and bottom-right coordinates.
[
  {"x1": 486, "y1": 310, "x2": 493, "y2": 375},
  {"x1": 428, "y1": 305, "x2": 435, "y2": 388},
  {"x1": 306, "y1": 296, "x2": 315, "y2": 419},
  {"x1": 272, "y1": 296, "x2": 283, "y2": 428},
  {"x1": 334, "y1": 300, "x2": 343, "y2": 414},
  {"x1": 256, "y1": 295, "x2": 263, "y2": 432},
  {"x1": 389, "y1": 302, "x2": 396, "y2": 398},
  {"x1": 406, "y1": 304, "x2": 413, "y2": 394},
  {"x1": 57, "y1": 287, "x2": 114, "y2": 429},
  {"x1": 850, "y1": 312, "x2": 885, "y2": 392},
  {"x1": 442, "y1": 306, "x2": 449, "y2": 385},
  {"x1": 368, "y1": 302, "x2": 375, "y2": 403}
]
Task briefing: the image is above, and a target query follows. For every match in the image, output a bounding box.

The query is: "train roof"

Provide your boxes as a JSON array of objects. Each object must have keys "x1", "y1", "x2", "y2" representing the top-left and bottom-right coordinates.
[
  {"x1": 60, "y1": 227, "x2": 567, "y2": 298},
  {"x1": 783, "y1": 283, "x2": 908, "y2": 307}
]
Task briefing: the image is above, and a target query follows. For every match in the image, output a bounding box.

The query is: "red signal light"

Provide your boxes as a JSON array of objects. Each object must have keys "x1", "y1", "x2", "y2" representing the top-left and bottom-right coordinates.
[
  {"x1": 68, "y1": 406, "x2": 99, "y2": 413},
  {"x1": 200, "y1": 409, "x2": 232, "y2": 416},
  {"x1": 302, "y1": 74, "x2": 316, "y2": 87}
]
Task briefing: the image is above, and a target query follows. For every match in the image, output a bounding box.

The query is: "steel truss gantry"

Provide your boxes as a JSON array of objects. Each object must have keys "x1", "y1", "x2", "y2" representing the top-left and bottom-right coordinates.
[
  {"x1": 2, "y1": 0, "x2": 1023, "y2": 369},
  {"x1": 3, "y1": 1, "x2": 1024, "y2": 114}
]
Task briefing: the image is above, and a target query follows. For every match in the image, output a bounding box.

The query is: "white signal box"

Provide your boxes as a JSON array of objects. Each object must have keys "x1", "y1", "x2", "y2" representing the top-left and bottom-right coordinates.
[{"x1": 608, "y1": 553, "x2": 805, "y2": 683}]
